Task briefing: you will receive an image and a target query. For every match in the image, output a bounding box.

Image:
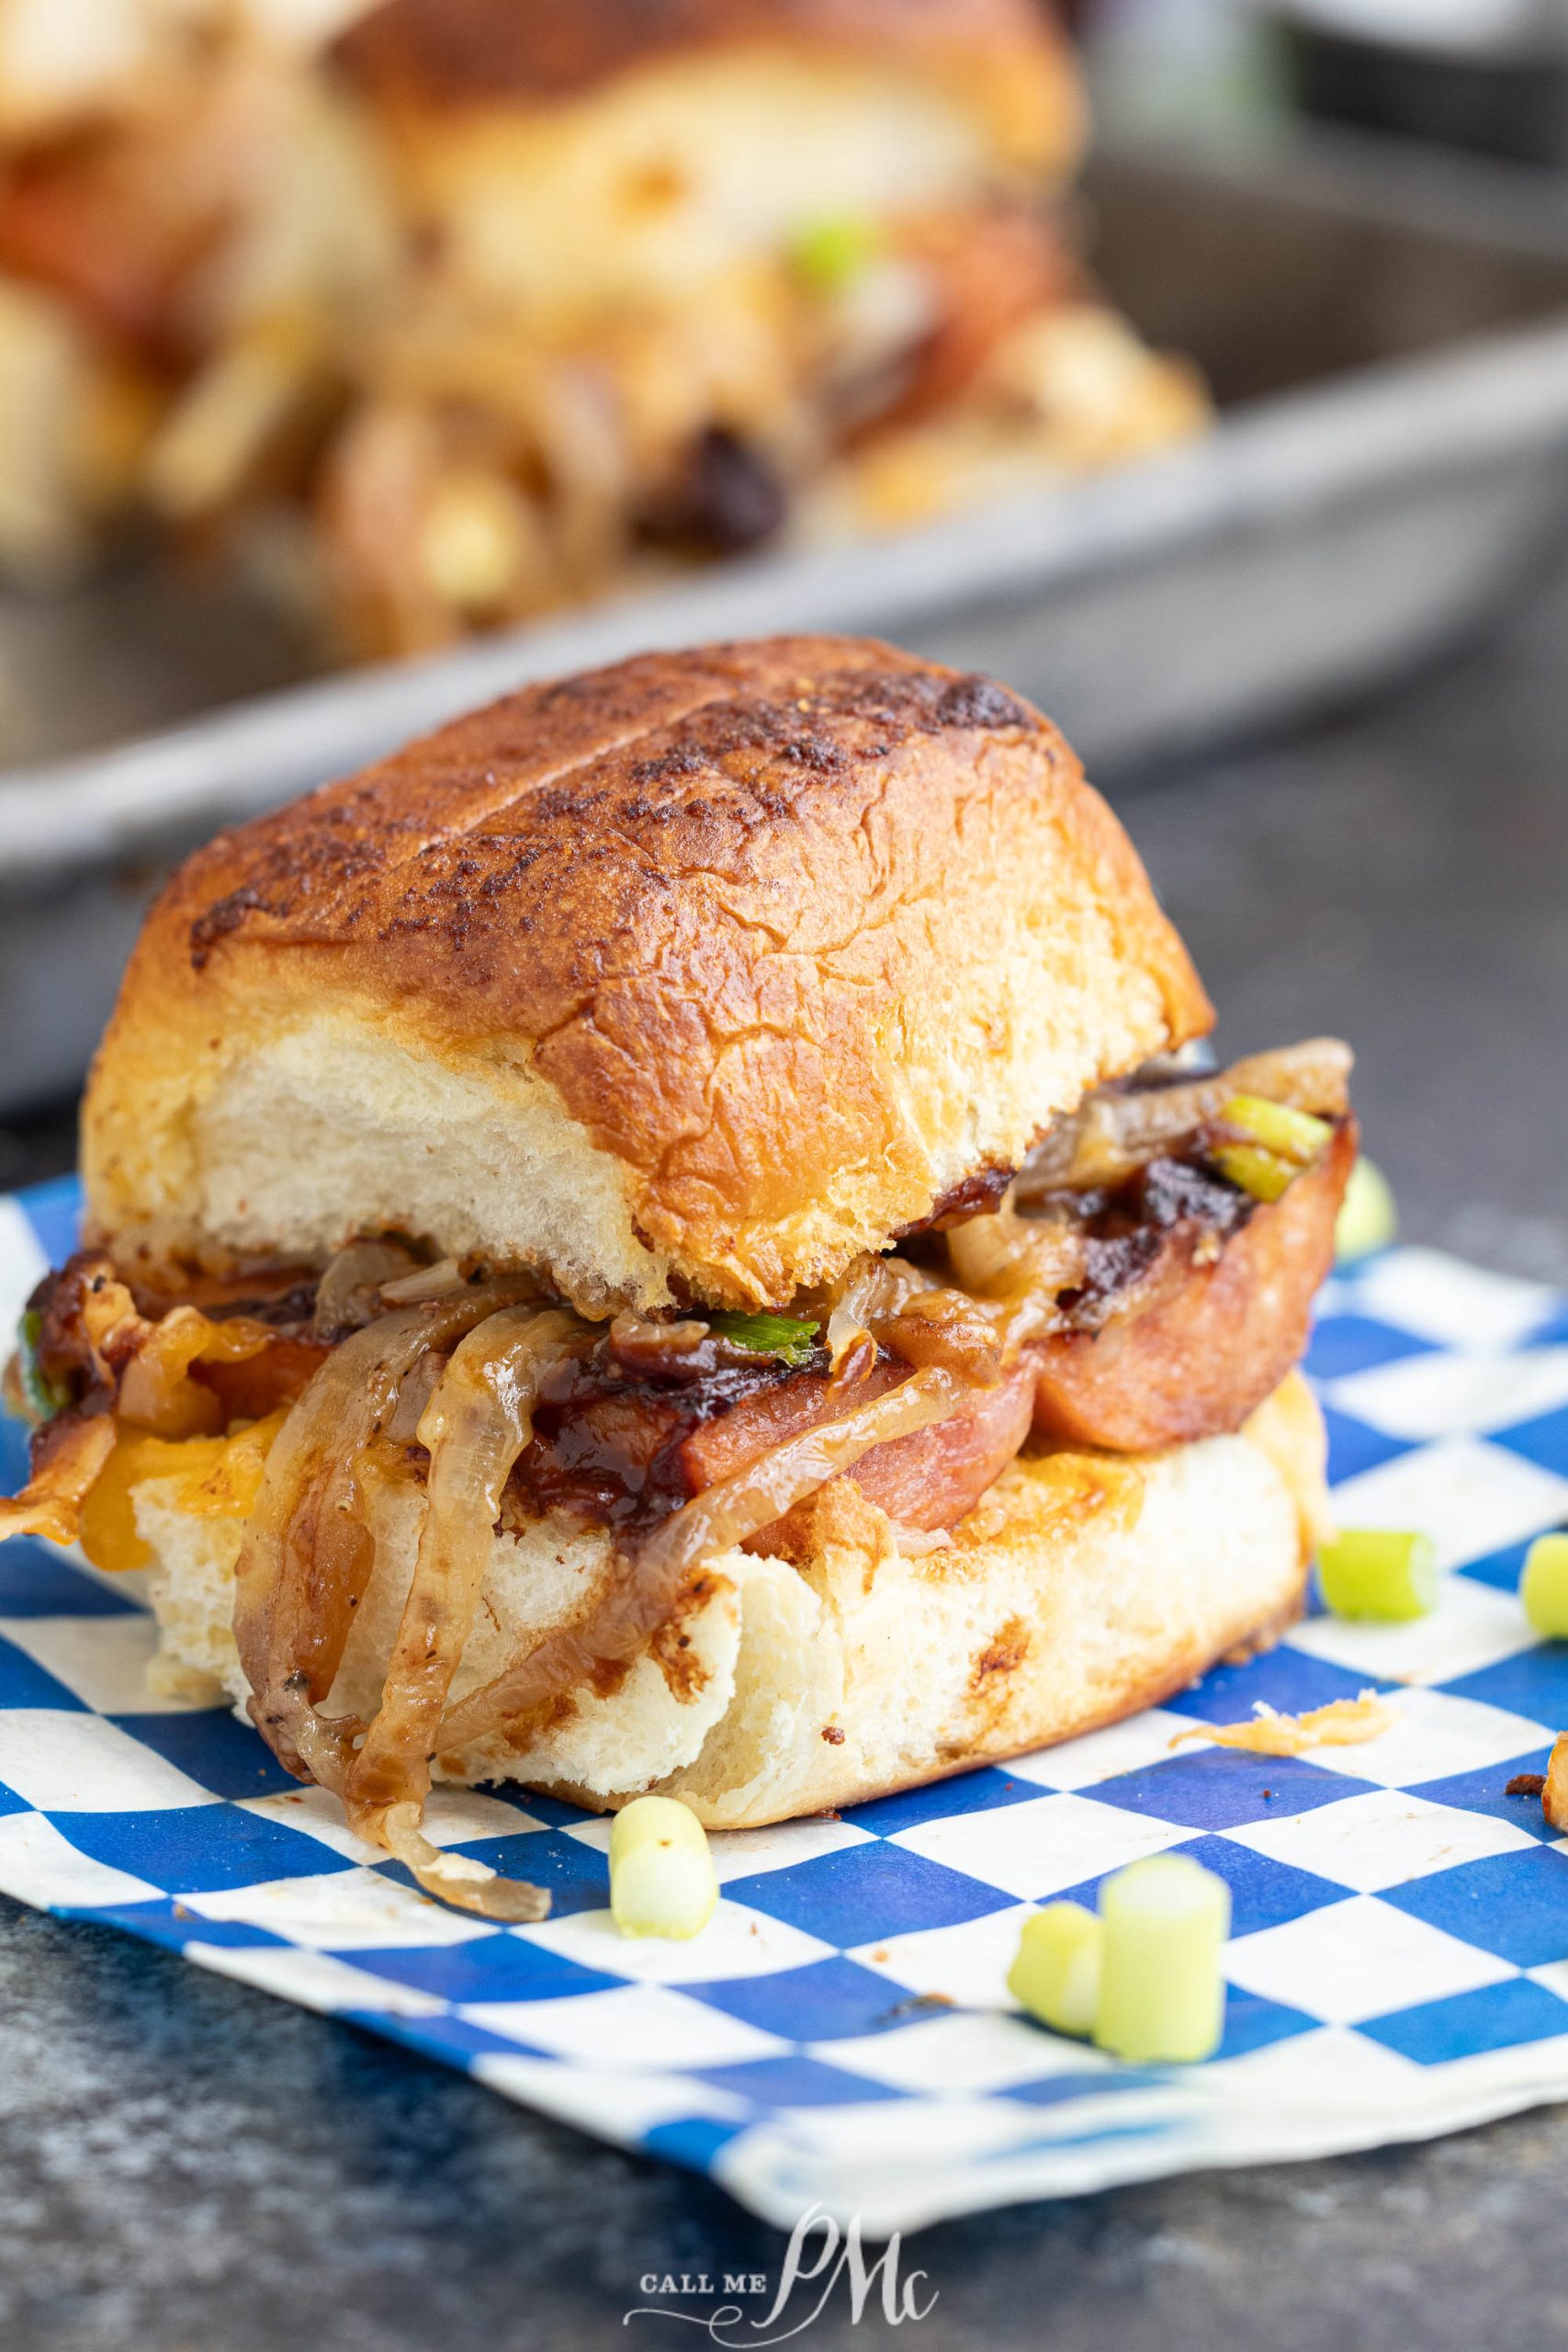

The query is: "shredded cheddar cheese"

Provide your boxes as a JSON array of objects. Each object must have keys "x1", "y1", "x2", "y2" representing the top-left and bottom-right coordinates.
[{"x1": 1171, "y1": 1690, "x2": 1395, "y2": 1758}]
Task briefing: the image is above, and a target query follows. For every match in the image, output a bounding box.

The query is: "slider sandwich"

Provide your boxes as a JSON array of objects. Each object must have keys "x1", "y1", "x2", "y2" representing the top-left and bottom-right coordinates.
[
  {"x1": 0, "y1": 638, "x2": 1352, "y2": 1920},
  {"x1": 0, "y1": 0, "x2": 1204, "y2": 645},
  {"x1": 326, "y1": 0, "x2": 1203, "y2": 647}
]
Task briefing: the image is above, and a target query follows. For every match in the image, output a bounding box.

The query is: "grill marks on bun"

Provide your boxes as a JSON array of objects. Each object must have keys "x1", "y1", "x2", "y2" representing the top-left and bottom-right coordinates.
[
  {"x1": 186, "y1": 659, "x2": 1034, "y2": 967},
  {"x1": 84, "y1": 637, "x2": 1211, "y2": 1315}
]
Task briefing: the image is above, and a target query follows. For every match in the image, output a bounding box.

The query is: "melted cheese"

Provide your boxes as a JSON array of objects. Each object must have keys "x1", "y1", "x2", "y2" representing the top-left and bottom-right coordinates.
[
  {"x1": 78, "y1": 1409, "x2": 287, "y2": 1575},
  {"x1": 1172, "y1": 1690, "x2": 1395, "y2": 1759}
]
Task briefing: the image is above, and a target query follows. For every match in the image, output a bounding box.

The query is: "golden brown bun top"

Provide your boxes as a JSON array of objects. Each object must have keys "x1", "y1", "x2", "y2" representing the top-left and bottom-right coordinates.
[
  {"x1": 84, "y1": 637, "x2": 1211, "y2": 1312},
  {"x1": 337, "y1": 0, "x2": 1081, "y2": 174}
]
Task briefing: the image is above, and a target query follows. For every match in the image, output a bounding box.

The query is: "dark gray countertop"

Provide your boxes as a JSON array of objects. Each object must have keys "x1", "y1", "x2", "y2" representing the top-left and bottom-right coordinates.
[{"x1": 4, "y1": 561, "x2": 1568, "y2": 2351}]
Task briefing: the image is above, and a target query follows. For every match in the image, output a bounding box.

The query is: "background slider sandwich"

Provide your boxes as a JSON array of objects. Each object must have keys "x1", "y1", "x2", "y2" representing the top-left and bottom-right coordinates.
[{"x1": 0, "y1": 637, "x2": 1353, "y2": 1920}]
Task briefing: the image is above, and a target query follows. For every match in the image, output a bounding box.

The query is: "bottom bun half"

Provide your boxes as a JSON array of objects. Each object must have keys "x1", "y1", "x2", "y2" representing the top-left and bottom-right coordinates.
[{"x1": 133, "y1": 1373, "x2": 1326, "y2": 1832}]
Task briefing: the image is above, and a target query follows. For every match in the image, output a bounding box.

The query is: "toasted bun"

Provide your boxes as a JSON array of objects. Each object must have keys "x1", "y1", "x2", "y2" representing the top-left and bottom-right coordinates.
[
  {"x1": 337, "y1": 0, "x2": 1084, "y2": 180},
  {"x1": 83, "y1": 637, "x2": 1211, "y2": 1313},
  {"x1": 133, "y1": 1374, "x2": 1323, "y2": 1830}
]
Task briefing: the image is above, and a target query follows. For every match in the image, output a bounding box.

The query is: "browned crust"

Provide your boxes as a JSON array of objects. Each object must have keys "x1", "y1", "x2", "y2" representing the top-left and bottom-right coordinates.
[
  {"x1": 336, "y1": 0, "x2": 1083, "y2": 175},
  {"x1": 833, "y1": 1570, "x2": 1310, "y2": 1813},
  {"x1": 85, "y1": 635, "x2": 1211, "y2": 1301}
]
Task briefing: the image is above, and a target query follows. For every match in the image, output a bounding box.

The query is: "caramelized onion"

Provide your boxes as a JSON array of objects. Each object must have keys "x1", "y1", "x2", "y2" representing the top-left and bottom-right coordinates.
[
  {"x1": 824, "y1": 1246, "x2": 1066, "y2": 1388},
  {"x1": 380, "y1": 1802, "x2": 554, "y2": 1924},
  {"x1": 233, "y1": 1277, "x2": 536, "y2": 1782},
  {"x1": 873, "y1": 1287, "x2": 1017, "y2": 1383},
  {"x1": 313, "y1": 1240, "x2": 422, "y2": 1337},
  {"x1": 827, "y1": 1248, "x2": 1053, "y2": 1390},
  {"x1": 1017, "y1": 1038, "x2": 1353, "y2": 1197},
  {"x1": 0, "y1": 1414, "x2": 117, "y2": 1546},
  {"x1": 342, "y1": 1304, "x2": 583, "y2": 1919},
  {"x1": 823, "y1": 1253, "x2": 936, "y2": 1377},
  {"x1": 381, "y1": 1350, "x2": 446, "y2": 1444},
  {"x1": 945, "y1": 1201, "x2": 1087, "y2": 1315},
  {"x1": 378, "y1": 1258, "x2": 465, "y2": 1306},
  {"x1": 609, "y1": 1310, "x2": 708, "y2": 1354},
  {"x1": 436, "y1": 1364, "x2": 968, "y2": 1757},
  {"x1": 604, "y1": 1310, "x2": 713, "y2": 1379}
]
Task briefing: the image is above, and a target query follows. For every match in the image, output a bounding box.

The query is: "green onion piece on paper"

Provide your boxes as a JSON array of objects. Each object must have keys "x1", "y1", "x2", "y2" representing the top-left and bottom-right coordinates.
[
  {"x1": 1094, "y1": 1854, "x2": 1230, "y2": 2065},
  {"x1": 789, "y1": 214, "x2": 880, "y2": 294},
  {"x1": 1336, "y1": 1155, "x2": 1398, "y2": 1263},
  {"x1": 1210, "y1": 1141, "x2": 1296, "y2": 1204},
  {"x1": 1521, "y1": 1533, "x2": 1568, "y2": 1640},
  {"x1": 1008, "y1": 1901, "x2": 1103, "y2": 2039},
  {"x1": 1222, "y1": 1092, "x2": 1332, "y2": 1165},
  {"x1": 1318, "y1": 1528, "x2": 1438, "y2": 1622},
  {"x1": 16, "y1": 1308, "x2": 68, "y2": 1425},
  {"x1": 609, "y1": 1796, "x2": 717, "y2": 1941},
  {"x1": 705, "y1": 1310, "x2": 821, "y2": 1365}
]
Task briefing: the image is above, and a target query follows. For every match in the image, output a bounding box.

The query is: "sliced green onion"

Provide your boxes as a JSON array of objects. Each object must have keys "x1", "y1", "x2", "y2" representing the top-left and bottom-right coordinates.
[
  {"x1": 15, "y1": 1308, "x2": 68, "y2": 1425},
  {"x1": 705, "y1": 1310, "x2": 820, "y2": 1366},
  {"x1": 1093, "y1": 1854, "x2": 1230, "y2": 2064},
  {"x1": 789, "y1": 214, "x2": 880, "y2": 295},
  {"x1": 1317, "y1": 1527, "x2": 1438, "y2": 1622},
  {"x1": 1210, "y1": 1141, "x2": 1295, "y2": 1204},
  {"x1": 609, "y1": 1795, "x2": 717, "y2": 1940},
  {"x1": 1336, "y1": 1155, "x2": 1398, "y2": 1263},
  {"x1": 1223, "y1": 1092, "x2": 1332, "y2": 1165},
  {"x1": 1008, "y1": 1901, "x2": 1103, "y2": 2038},
  {"x1": 1521, "y1": 1533, "x2": 1568, "y2": 1639}
]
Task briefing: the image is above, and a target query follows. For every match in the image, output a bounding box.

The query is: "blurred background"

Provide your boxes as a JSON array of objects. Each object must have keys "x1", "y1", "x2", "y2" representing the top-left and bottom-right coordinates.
[{"x1": 1, "y1": 0, "x2": 1567, "y2": 1277}]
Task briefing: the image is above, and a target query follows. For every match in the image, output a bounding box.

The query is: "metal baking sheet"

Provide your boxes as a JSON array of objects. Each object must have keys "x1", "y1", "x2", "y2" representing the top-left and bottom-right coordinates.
[{"x1": 4, "y1": 129, "x2": 1568, "y2": 1112}]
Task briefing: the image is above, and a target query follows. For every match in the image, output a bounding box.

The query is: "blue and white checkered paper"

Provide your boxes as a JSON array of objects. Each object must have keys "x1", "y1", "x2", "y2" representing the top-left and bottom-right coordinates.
[{"x1": 4, "y1": 1176, "x2": 1568, "y2": 2233}]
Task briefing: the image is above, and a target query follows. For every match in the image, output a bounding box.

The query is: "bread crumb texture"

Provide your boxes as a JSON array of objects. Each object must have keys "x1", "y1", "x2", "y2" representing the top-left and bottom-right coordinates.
[{"x1": 132, "y1": 1374, "x2": 1320, "y2": 1828}]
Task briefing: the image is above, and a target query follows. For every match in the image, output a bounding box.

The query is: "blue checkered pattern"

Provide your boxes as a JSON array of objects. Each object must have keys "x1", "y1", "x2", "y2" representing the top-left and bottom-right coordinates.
[{"x1": 4, "y1": 1183, "x2": 1568, "y2": 2231}]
